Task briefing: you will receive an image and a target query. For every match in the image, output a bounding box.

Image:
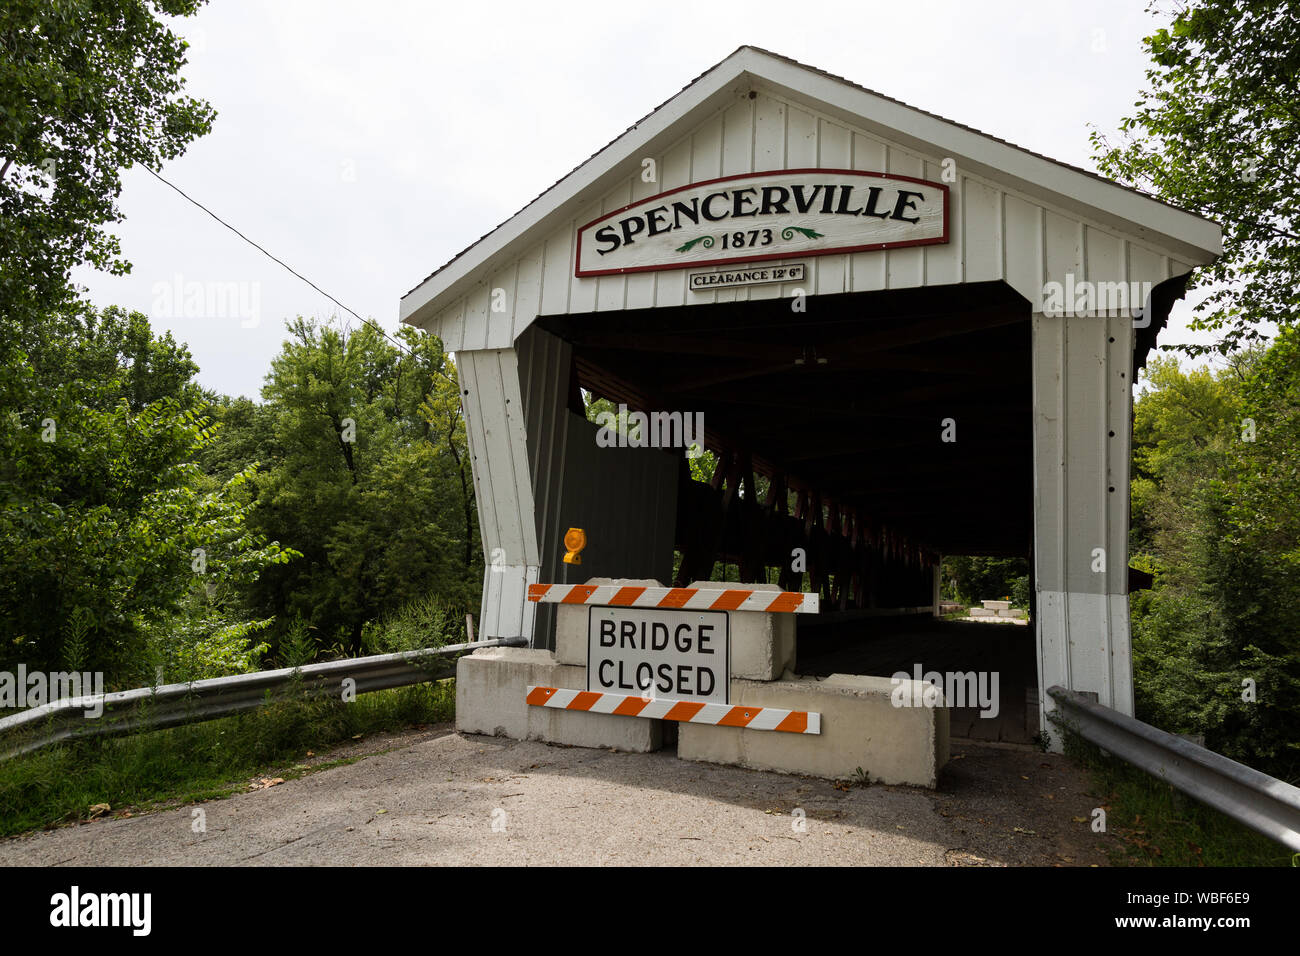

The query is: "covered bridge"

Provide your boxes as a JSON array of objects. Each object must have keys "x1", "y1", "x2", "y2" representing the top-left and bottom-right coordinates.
[{"x1": 399, "y1": 46, "x2": 1221, "y2": 730}]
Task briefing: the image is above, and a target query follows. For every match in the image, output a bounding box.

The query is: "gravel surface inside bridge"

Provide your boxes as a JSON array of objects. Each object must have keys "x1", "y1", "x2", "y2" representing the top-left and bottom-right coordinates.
[{"x1": 0, "y1": 727, "x2": 1116, "y2": 866}]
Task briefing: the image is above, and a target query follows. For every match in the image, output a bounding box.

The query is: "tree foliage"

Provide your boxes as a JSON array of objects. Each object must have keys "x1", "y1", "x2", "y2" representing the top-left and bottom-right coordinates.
[
  {"x1": 0, "y1": 0, "x2": 483, "y2": 689},
  {"x1": 0, "y1": 304, "x2": 294, "y2": 686},
  {"x1": 940, "y1": 556, "x2": 1030, "y2": 608},
  {"x1": 1129, "y1": 337, "x2": 1300, "y2": 778},
  {"x1": 0, "y1": 0, "x2": 215, "y2": 325},
  {"x1": 1091, "y1": 0, "x2": 1300, "y2": 355},
  {"x1": 212, "y1": 318, "x2": 480, "y2": 660}
]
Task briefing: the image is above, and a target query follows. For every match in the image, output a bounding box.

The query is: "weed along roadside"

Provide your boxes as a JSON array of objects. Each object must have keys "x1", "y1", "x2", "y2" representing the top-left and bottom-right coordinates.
[{"x1": 0, "y1": 683, "x2": 456, "y2": 837}]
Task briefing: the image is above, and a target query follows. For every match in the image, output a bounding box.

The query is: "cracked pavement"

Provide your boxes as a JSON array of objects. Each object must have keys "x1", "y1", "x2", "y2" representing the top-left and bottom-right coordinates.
[{"x1": 0, "y1": 728, "x2": 1115, "y2": 866}]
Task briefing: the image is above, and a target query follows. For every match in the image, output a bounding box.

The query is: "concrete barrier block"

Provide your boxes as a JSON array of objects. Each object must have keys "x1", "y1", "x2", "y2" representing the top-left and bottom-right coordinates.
[
  {"x1": 981, "y1": 600, "x2": 1011, "y2": 610},
  {"x1": 678, "y1": 674, "x2": 948, "y2": 787},
  {"x1": 554, "y1": 604, "x2": 588, "y2": 666},
  {"x1": 729, "y1": 611, "x2": 796, "y2": 681},
  {"x1": 456, "y1": 647, "x2": 661, "y2": 752},
  {"x1": 969, "y1": 607, "x2": 995, "y2": 617},
  {"x1": 688, "y1": 580, "x2": 795, "y2": 680},
  {"x1": 553, "y1": 578, "x2": 664, "y2": 667}
]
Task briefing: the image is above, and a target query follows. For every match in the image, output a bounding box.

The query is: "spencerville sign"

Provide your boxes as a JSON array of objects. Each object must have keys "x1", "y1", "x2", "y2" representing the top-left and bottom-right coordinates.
[{"x1": 575, "y1": 169, "x2": 948, "y2": 277}]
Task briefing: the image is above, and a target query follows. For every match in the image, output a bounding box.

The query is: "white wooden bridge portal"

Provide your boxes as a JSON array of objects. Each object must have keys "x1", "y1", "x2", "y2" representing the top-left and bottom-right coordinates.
[{"x1": 399, "y1": 47, "x2": 1221, "y2": 748}]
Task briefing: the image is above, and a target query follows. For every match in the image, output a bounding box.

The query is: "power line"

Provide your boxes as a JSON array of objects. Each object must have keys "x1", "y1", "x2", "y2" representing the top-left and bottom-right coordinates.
[{"x1": 140, "y1": 164, "x2": 415, "y2": 357}]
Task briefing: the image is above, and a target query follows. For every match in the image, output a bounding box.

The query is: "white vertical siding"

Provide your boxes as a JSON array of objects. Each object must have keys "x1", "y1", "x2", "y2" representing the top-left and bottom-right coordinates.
[
  {"x1": 755, "y1": 94, "x2": 788, "y2": 171},
  {"x1": 1085, "y1": 226, "x2": 1123, "y2": 296},
  {"x1": 538, "y1": 225, "x2": 573, "y2": 319},
  {"x1": 419, "y1": 89, "x2": 1197, "y2": 349},
  {"x1": 1033, "y1": 303, "x2": 1140, "y2": 721},
  {"x1": 924, "y1": 156, "x2": 960, "y2": 287},
  {"x1": 463, "y1": 282, "x2": 491, "y2": 352},
  {"x1": 459, "y1": 348, "x2": 540, "y2": 641},
  {"x1": 511, "y1": 245, "x2": 544, "y2": 346},
  {"x1": 1003, "y1": 195, "x2": 1042, "y2": 303},
  {"x1": 963, "y1": 177, "x2": 1002, "y2": 283}
]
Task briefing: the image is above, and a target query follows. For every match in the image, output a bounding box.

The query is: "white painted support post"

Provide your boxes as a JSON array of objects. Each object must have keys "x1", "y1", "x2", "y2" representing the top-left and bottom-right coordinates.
[
  {"x1": 458, "y1": 347, "x2": 542, "y2": 645},
  {"x1": 1031, "y1": 311, "x2": 1135, "y2": 749}
]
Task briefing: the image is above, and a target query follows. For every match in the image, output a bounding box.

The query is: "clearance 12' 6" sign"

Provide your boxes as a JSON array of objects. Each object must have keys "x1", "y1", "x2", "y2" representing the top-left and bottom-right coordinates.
[{"x1": 575, "y1": 169, "x2": 948, "y2": 277}]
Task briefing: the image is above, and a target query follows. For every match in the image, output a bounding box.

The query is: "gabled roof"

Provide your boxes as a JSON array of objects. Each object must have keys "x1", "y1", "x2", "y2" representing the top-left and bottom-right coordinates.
[{"x1": 400, "y1": 45, "x2": 1221, "y2": 327}]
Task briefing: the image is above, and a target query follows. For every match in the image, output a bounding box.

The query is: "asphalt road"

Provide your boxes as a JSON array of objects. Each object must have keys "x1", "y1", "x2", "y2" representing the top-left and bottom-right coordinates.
[{"x1": 0, "y1": 728, "x2": 1115, "y2": 866}]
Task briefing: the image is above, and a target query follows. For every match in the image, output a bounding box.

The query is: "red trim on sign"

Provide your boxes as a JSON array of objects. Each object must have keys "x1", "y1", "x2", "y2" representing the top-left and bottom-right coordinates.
[{"x1": 574, "y1": 168, "x2": 950, "y2": 278}]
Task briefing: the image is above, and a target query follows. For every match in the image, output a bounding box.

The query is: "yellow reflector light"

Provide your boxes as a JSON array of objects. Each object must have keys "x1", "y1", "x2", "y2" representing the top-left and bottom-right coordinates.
[{"x1": 563, "y1": 527, "x2": 586, "y2": 565}]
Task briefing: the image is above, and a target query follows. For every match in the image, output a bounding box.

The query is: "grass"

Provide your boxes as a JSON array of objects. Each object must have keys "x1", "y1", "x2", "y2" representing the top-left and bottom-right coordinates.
[
  {"x1": 1065, "y1": 731, "x2": 1294, "y2": 867},
  {"x1": 0, "y1": 680, "x2": 455, "y2": 837}
]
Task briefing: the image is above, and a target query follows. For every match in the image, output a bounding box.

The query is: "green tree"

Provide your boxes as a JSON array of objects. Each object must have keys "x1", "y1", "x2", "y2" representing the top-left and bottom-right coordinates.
[
  {"x1": 0, "y1": 0, "x2": 215, "y2": 329},
  {"x1": 420, "y1": 362, "x2": 477, "y2": 575},
  {"x1": 0, "y1": 1, "x2": 293, "y2": 688},
  {"x1": 1091, "y1": 0, "x2": 1300, "y2": 355},
  {"x1": 198, "y1": 394, "x2": 280, "y2": 482},
  {"x1": 1128, "y1": 339, "x2": 1300, "y2": 778},
  {"x1": 231, "y1": 318, "x2": 479, "y2": 658},
  {"x1": 1129, "y1": 354, "x2": 1244, "y2": 555},
  {"x1": 0, "y1": 304, "x2": 294, "y2": 685},
  {"x1": 940, "y1": 555, "x2": 1029, "y2": 608}
]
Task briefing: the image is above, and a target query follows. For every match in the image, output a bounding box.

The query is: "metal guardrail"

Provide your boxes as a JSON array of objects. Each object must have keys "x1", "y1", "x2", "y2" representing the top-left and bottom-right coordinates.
[
  {"x1": 1047, "y1": 685, "x2": 1300, "y2": 852},
  {"x1": 0, "y1": 637, "x2": 527, "y2": 761}
]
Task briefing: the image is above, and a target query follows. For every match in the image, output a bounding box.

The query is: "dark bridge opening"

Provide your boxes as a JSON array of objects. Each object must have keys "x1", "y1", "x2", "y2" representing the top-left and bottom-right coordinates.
[{"x1": 535, "y1": 279, "x2": 1037, "y2": 741}]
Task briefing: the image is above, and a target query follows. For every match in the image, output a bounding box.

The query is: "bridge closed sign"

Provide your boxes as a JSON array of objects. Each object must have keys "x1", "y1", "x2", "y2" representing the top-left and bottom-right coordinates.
[{"x1": 587, "y1": 607, "x2": 730, "y2": 705}]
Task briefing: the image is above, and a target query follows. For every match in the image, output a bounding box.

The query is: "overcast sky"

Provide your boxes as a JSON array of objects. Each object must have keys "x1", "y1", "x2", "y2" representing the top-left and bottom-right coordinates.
[{"x1": 71, "y1": 0, "x2": 1214, "y2": 400}]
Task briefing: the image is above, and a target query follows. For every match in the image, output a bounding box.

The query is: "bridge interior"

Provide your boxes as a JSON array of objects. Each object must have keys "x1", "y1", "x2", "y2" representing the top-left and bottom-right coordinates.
[{"x1": 535, "y1": 280, "x2": 1038, "y2": 741}]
